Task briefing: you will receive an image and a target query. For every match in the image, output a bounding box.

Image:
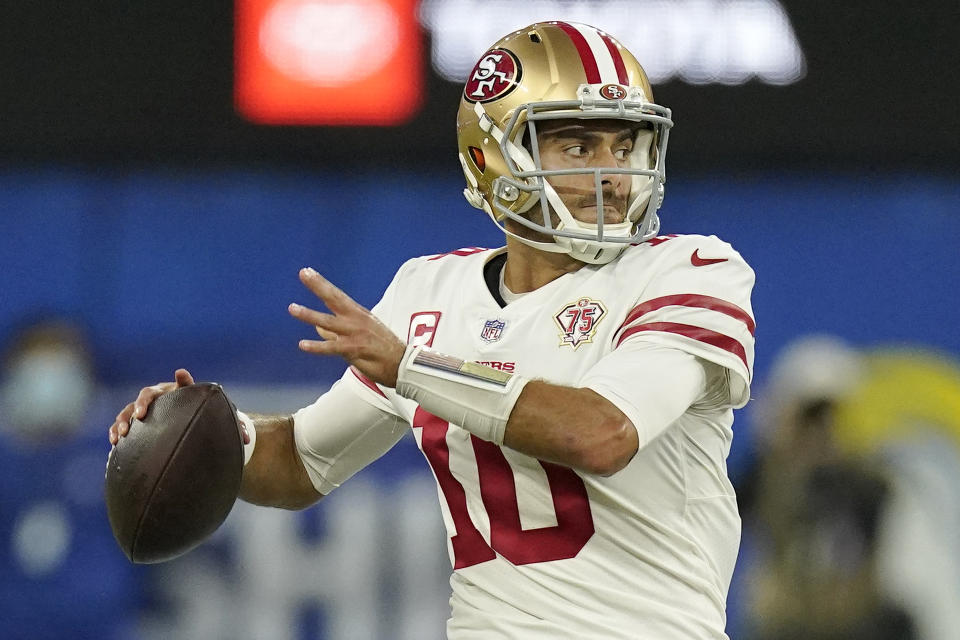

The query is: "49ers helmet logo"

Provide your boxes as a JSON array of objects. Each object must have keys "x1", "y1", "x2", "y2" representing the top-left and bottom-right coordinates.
[
  {"x1": 600, "y1": 84, "x2": 627, "y2": 100},
  {"x1": 464, "y1": 48, "x2": 522, "y2": 103}
]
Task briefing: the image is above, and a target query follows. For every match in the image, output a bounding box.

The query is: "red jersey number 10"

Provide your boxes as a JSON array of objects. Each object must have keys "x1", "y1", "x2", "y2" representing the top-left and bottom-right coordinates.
[{"x1": 414, "y1": 408, "x2": 595, "y2": 569}]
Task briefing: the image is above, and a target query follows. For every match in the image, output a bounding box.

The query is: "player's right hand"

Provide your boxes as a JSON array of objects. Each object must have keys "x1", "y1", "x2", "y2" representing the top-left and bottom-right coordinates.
[{"x1": 108, "y1": 368, "x2": 194, "y2": 445}]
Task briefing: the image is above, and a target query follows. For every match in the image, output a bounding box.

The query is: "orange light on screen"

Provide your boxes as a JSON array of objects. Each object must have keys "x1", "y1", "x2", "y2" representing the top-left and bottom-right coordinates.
[{"x1": 235, "y1": 0, "x2": 423, "y2": 125}]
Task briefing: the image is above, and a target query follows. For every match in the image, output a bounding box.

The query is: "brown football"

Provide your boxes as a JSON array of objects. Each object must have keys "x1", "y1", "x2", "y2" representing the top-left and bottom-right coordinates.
[{"x1": 105, "y1": 383, "x2": 244, "y2": 564}]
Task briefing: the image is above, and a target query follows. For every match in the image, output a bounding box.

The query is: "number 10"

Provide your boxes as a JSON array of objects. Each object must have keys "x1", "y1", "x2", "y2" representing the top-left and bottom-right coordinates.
[{"x1": 414, "y1": 408, "x2": 595, "y2": 569}]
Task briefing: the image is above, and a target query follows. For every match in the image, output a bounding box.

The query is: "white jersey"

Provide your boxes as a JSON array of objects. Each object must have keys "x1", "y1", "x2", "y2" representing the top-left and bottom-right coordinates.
[{"x1": 302, "y1": 234, "x2": 755, "y2": 639}]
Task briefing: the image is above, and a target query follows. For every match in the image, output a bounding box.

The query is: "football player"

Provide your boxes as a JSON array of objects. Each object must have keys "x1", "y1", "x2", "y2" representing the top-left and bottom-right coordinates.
[{"x1": 110, "y1": 21, "x2": 755, "y2": 639}]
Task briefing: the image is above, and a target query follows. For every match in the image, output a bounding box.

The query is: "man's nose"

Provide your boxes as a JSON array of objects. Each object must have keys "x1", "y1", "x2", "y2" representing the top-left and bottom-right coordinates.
[{"x1": 594, "y1": 153, "x2": 627, "y2": 193}]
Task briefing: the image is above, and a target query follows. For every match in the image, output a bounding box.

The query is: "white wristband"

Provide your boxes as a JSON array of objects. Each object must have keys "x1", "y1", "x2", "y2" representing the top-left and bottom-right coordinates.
[
  {"x1": 236, "y1": 410, "x2": 257, "y2": 466},
  {"x1": 395, "y1": 345, "x2": 529, "y2": 445}
]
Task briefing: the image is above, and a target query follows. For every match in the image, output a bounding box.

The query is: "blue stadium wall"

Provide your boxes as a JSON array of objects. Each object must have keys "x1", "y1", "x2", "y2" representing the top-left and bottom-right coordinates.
[
  {"x1": 1, "y1": 168, "x2": 957, "y2": 638},
  {"x1": 3, "y1": 168, "x2": 956, "y2": 388}
]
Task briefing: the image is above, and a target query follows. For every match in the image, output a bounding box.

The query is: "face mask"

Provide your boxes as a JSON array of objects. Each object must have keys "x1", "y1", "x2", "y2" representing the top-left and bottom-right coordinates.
[{"x1": 0, "y1": 350, "x2": 93, "y2": 443}]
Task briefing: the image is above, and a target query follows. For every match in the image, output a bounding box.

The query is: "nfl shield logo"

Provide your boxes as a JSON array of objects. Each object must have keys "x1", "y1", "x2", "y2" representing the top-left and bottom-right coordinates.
[{"x1": 480, "y1": 319, "x2": 505, "y2": 343}]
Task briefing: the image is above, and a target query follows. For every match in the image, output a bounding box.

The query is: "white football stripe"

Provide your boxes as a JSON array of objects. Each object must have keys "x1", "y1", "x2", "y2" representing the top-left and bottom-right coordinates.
[{"x1": 571, "y1": 23, "x2": 619, "y2": 83}]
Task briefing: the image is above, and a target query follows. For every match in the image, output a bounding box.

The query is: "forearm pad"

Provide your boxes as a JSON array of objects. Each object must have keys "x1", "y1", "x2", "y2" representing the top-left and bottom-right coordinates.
[{"x1": 395, "y1": 345, "x2": 529, "y2": 445}]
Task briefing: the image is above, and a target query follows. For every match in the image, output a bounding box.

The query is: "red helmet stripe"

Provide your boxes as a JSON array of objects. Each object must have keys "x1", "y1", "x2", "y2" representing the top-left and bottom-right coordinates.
[
  {"x1": 600, "y1": 33, "x2": 629, "y2": 85},
  {"x1": 556, "y1": 21, "x2": 601, "y2": 84}
]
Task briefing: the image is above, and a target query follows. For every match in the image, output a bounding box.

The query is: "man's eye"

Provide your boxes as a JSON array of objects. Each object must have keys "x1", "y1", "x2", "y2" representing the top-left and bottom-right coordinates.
[
  {"x1": 564, "y1": 145, "x2": 586, "y2": 157},
  {"x1": 614, "y1": 148, "x2": 631, "y2": 161}
]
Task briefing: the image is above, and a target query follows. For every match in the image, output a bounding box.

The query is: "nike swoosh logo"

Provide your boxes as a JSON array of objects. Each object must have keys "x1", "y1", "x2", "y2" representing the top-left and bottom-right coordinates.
[{"x1": 691, "y1": 249, "x2": 728, "y2": 267}]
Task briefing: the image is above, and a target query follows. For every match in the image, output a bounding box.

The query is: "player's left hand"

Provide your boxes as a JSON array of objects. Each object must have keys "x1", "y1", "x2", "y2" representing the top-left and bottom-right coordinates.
[{"x1": 289, "y1": 267, "x2": 407, "y2": 388}]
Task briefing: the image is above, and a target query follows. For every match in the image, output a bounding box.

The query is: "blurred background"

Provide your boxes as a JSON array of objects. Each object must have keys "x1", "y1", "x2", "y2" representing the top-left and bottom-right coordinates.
[{"x1": 1, "y1": 1, "x2": 958, "y2": 638}]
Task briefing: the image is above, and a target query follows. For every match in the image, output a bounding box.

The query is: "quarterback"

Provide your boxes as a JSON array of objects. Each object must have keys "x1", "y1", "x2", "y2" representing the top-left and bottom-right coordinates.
[{"x1": 110, "y1": 21, "x2": 755, "y2": 639}]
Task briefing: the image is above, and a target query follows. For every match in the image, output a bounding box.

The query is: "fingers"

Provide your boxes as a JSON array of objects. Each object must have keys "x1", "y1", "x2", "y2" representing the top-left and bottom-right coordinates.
[
  {"x1": 315, "y1": 326, "x2": 338, "y2": 341},
  {"x1": 288, "y1": 302, "x2": 339, "y2": 329},
  {"x1": 174, "y1": 369, "x2": 195, "y2": 387},
  {"x1": 292, "y1": 268, "x2": 405, "y2": 386},
  {"x1": 133, "y1": 383, "x2": 169, "y2": 420},
  {"x1": 110, "y1": 402, "x2": 136, "y2": 445},
  {"x1": 290, "y1": 302, "x2": 346, "y2": 356},
  {"x1": 299, "y1": 339, "x2": 336, "y2": 355},
  {"x1": 117, "y1": 401, "x2": 135, "y2": 434},
  {"x1": 291, "y1": 268, "x2": 373, "y2": 341},
  {"x1": 298, "y1": 268, "x2": 361, "y2": 314},
  {"x1": 109, "y1": 377, "x2": 181, "y2": 445}
]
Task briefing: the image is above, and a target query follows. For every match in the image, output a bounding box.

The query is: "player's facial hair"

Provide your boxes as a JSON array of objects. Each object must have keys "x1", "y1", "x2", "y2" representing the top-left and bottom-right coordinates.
[{"x1": 549, "y1": 183, "x2": 629, "y2": 222}]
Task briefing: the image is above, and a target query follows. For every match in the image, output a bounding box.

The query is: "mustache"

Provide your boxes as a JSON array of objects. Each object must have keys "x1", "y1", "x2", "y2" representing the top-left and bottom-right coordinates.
[
  {"x1": 550, "y1": 185, "x2": 627, "y2": 210},
  {"x1": 578, "y1": 196, "x2": 627, "y2": 210},
  {"x1": 555, "y1": 188, "x2": 629, "y2": 211},
  {"x1": 553, "y1": 185, "x2": 630, "y2": 209}
]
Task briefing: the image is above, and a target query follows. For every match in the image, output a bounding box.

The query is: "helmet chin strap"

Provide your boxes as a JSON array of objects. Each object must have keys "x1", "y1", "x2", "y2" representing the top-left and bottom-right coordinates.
[
  {"x1": 540, "y1": 181, "x2": 633, "y2": 264},
  {"x1": 498, "y1": 222, "x2": 570, "y2": 254}
]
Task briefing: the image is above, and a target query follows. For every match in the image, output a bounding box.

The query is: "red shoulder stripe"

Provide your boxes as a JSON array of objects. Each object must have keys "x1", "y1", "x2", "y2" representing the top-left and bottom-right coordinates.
[
  {"x1": 350, "y1": 366, "x2": 386, "y2": 398},
  {"x1": 642, "y1": 234, "x2": 678, "y2": 247},
  {"x1": 427, "y1": 247, "x2": 489, "y2": 261},
  {"x1": 616, "y1": 322, "x2": 749, "y2": 371},
  {"x1": 619, "y1": 294, "x2": 755, "y2": 336}
]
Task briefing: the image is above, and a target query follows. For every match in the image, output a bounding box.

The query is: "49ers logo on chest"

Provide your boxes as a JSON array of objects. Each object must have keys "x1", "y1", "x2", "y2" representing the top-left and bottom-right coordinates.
[
  {"x1": 463, "y1": 48, "x2": 521, "y2": 103},
  {"x1": 555, "y1": 298, "x2": 607, "y2": 349}
]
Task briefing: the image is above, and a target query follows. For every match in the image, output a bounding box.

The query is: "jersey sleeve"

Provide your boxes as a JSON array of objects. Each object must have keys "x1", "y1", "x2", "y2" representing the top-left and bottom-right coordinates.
[
  {"x1": 580, "y1": 341, "x2": 716, "y2": 448},
  {"x1": 294, "y1": 372, "x2": 408, "y2": 495},
  {"x1": 292, "y1": 259, "x2": 424, "y2": 494},
  {"x1": 613, "y1": 236, "x2": 756, "y2": 408}
]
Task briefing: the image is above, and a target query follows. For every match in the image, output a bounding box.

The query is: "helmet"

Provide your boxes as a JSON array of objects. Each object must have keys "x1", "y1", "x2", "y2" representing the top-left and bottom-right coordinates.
[{"x1": 457, "y1": 21, "x2": 673, "y2": 264}]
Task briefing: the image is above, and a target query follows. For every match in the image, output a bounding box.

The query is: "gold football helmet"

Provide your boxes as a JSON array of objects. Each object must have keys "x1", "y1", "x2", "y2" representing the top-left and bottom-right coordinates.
[{"x1": 457, "y1": 21, "x2": 673, "y2": 264}]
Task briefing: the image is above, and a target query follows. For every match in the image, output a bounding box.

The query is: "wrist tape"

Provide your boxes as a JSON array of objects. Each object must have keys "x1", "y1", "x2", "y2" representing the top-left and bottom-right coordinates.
[
  {"x1": 395, "y1": 345, "x2": 529, "y2": 445},
  {"x1": 236, "y1": 410, "x2": 256, "y2": 466}
]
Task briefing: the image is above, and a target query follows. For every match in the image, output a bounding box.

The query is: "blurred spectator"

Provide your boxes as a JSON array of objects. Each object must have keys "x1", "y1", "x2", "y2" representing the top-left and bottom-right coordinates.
[
  {"x1": 737, "y1": 336, "x2": 912, "y2": 639},
  {"x1": 738, "y1": 336, "x2": 960, "y2": 640},
  {"x1": 835, "y1": 348, "x2": 960, "y2": 640},
  {"x1": 0, "y1": 318, "x2": 142, "y2": 640}
]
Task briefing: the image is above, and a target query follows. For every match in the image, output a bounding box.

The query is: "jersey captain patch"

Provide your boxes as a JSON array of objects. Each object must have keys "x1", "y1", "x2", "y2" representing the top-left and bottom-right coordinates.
[
  {"x1": 408, "y1": 311, "x2": 441, "y2": 347},
  {"x1": 554, "y1": 297, "x2": 606, "y2": 349}
]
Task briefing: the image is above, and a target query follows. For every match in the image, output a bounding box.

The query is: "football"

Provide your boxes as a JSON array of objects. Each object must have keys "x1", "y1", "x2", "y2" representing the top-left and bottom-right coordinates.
[{"x1": 105, "y1": 383, "x2": 245, "y2": 564}]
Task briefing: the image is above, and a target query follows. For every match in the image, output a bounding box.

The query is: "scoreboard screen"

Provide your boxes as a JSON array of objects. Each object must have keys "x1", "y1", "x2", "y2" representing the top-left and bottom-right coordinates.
[{"x1": 0, "y1": 0, "x2": 956, "y2": 171}]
